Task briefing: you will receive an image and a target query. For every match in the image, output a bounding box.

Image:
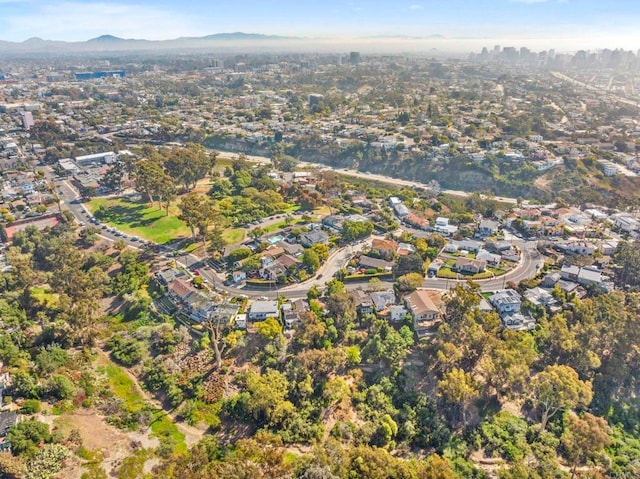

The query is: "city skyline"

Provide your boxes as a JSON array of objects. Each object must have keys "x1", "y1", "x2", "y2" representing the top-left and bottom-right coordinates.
[{"x1": 0, "y1": 0, "x2": 639, "y2": 51}]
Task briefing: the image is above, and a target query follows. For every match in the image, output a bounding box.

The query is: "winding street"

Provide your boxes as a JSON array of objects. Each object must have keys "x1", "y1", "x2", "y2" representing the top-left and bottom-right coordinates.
[{"x1": 52, "y1": 168, "x2": 542, "y2": 301}]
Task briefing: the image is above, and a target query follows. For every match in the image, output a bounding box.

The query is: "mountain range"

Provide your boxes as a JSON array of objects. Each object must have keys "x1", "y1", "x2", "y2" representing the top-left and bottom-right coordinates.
[{"x1": 0, "y1": 32, "x2": 303, "y2": 54}]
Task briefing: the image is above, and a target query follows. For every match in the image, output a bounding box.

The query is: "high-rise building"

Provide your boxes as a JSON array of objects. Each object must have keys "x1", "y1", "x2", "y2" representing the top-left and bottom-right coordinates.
[{"x1": 350, "y1": 51, "x2": 361, "y2": 64}]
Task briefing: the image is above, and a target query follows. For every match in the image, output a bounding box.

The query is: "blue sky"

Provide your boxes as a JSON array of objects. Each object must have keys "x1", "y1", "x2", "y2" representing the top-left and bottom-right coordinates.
[{"x1": 0, "y1": 0, "x2": 638, "y2": 50}]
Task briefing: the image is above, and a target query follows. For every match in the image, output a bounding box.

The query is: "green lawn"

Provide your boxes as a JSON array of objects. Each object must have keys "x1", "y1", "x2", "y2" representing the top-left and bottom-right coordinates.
[
  {"x1": 261, "y1": 219, "x2": 304, "y2": 234},
  {"x1": 436, "y1": 267, "x2": 458, "y2": 279},
  {"x1": 222, "y1": 228, "x2": 245, "y2": 245},
  {"x1": 87, "y1": 197, "x2": 190, "y2": 244}
]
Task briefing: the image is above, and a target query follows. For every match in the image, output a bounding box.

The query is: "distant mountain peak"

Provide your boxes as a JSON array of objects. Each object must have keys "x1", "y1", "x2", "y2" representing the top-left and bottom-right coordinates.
[
  {"x1": 87, "y1": 34, "x2": 126, "y2": 42},
  {"x1": 199, "y1": 32, "x2": 295, "y2": 40}
]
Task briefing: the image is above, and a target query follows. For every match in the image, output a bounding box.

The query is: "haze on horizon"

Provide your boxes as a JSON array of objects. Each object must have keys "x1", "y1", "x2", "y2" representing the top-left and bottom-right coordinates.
[{"x1": 0, "y1": 0, "x2": 638, "y2": 53}]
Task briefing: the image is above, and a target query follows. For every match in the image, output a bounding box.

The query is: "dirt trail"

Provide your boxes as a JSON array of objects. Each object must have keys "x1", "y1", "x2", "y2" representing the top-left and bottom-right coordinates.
[{"x1": 97, "y1": 350, "x2": 208, "y2": 447}]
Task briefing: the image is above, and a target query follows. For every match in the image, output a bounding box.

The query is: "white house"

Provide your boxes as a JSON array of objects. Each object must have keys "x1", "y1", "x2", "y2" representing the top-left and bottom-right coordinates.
[
  {"x1": 489, "y1": 289, "x2": 522, "y2": 316},
  {"x1": 248, "y1": 300, "x2": 279, "y2": 321},
  {"x1": 389, "y1": 305, "x2": 408, "y2": 322}
]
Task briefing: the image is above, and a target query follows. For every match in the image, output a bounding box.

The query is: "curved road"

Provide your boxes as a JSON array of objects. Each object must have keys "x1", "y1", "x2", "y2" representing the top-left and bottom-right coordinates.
[{"x1": 53, "y1": 169, "x2": 540, "y2": 301}]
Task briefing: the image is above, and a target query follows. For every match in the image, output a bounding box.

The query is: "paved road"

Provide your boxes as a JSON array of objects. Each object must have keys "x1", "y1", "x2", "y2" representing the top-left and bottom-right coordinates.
[
  {"x1": 55, "y1": 171, "x2": 540, "y2": 301},
  {"x1": 422, "y1": 241, "x2": 542, "y2": 292}
]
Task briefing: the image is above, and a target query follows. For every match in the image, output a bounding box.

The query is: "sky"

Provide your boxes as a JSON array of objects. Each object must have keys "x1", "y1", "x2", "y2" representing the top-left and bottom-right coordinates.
[{"x1": 0, "y1": 0, "x2": 639, "y2": 51}]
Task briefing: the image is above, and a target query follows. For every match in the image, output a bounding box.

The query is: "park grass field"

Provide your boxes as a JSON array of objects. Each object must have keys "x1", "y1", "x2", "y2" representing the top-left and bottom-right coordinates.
[{"x1": 87, "y1": 197, "x2": 190, "y2": 244}]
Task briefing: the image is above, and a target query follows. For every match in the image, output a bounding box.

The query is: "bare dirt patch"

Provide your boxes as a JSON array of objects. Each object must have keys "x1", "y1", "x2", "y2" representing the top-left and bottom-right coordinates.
[{"x1": 51, "y1": 411, "x2": 159, "y2": 478}]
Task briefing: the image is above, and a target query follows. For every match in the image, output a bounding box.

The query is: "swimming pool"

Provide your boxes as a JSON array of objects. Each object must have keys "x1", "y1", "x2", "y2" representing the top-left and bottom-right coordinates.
[{"x1": 267, "y1": 235, "x2": 284, "y2": 245}]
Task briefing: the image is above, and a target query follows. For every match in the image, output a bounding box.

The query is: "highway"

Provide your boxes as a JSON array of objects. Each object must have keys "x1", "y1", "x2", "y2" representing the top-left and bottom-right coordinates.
[{"x1": 215, "y1": 150, "x2": 518, "y2": 205}]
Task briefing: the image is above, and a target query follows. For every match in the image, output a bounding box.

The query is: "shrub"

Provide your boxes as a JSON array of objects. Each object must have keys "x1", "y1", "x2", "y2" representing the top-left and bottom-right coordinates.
[
  {"x1": 107, "y1": 335, "x2": 145, "y2": 366},
  {"x1": 21, "y1": 400, "x2": 41, "y2": 414}
]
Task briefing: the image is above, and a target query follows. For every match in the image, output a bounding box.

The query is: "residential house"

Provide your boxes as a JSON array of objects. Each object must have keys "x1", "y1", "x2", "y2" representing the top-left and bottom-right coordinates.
[
  {"x1": 614, "y1": 215, "x2": 640, "y2": 233},
  {"x1": 478, "y1": 219, "x2": 500, "y2": 237},
  {"x1": 564, "y1": 241, "x2": 596, "y2": 256},
  {"x1": 396, "y1": 242, "x2": 416, "y2": 256},
  {"x1": 232, "y1": 270, "x2": 247, "y2": 283},
  {"x1": 0, "y1": 411, "x2": 18, "y2": 452},
  {"x1": 300, "y1": 230, "x2": 329, "y2": 248},
  {"x1": 167, "y1": 278, "x2": 197, "y2": 304},
  {"x1": 524, "y1": 287, "x2": 561, "y2": 313},
  {"x1": 455, "y1": 240, "x2": 484, "y2": 253},
  {"x1": 541, "y1": 272, "x2": 561, "y2": 288},
  {"x1": 277, "y1": 254, "x2": 301, "y2": 272},
  {"x1": 235, "y1": 313, "x2": 248, "y2": 329},
  {"x1": 248, "y1": 300, "x2": 279, "y2": 321},
  {"x1": 322, "y1": 215, "x2": 344, "y2": 232},
  {"x1": 577, "y1": 267, "x2": 608, "y2": 288},
  {"x1": 260, "y1": 246, "x2": 285, "y2": 268},
  {"x1": 278, "y1": 241, "x2": 304, "y2": 257},
  {"x1": 427, "y1": 259, "x2": 444, "y2": 276},
  {"x1": 489, "y1": 289, "x2": 535, "y2": 330},
  {"x1": 389, "y1": 305, "x2": 409, "y2": 322},
  {"x1": 156, "y1": 268, "x2": 187, "y2": 287},
  {"x1": 369, "y1": 291, "x2": 397, "y2": 313},
  {"x1": 358, "y1": 255, "x2": 394, "y2": 271},
  {"x1": 453, "y1": 258, "x2": 487, "y2": 274},
  {"x1": 184, "y1": 291, "x2": 216, "y2": 323},
  {"x1": 599, "y1": 240, "x2": 619, "y2": 256},
  {"x1": 370, "y1": 238, "x2": 398, "y2": 259},
  {"x1": 351, "y1": 290, "x2": 374, "y2": 316},
  {"x1": 434, "y1": 217, "x2": 458, "y2": 235},
  {"x1": 393, "y1": 203, "x2": 410, "y2": 218},
  {"x1": 213, "y1": 302, "x2": 240, "y2": 324},
  {"x1": 404, "y1": 213, "x2": 429, "y2": 230},
  {"x1": 560, "y1": 264, "x2": 581, "y2": 282},
  {"x1": 404, "y1": 289, "x2": 443, "y2": 337},
  {"x1": 260, "y1": 263, "x2": 288, "y2": 282},
  {"x1": 281, "y1": 298, "x2": 311, "y2": 329},
  {"x1": 352, "y1": 196, "x2": 374, "y2": 211},
  {"x1": 489, "y1": 289, "x2": 522, "y2": 316},
  {"x1": 476, "y1": 249, "x2": 501, "y2": 267}
]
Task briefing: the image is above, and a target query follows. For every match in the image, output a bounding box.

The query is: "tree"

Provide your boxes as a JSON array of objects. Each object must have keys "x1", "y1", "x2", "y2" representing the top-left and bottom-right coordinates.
[
  {"x1": 178, "y1": 192, "x2": 218, "y2": 242},
  {"x1": 342, "y1": 221, "x2": 373, "y2": 242},
  {"x1": 437, "y1": 368, "x2": 479, "y2": 423},
  {"x1": 45, "y1": 374, "x2": 76, "y2": 400},
  {"x1": 531, "y1": 365, "x2": 593, "y2": 432},
  {"x1": 420, "y1": 454, "x2": 457, "y2": 479},
  {"x1": 134, "y1": 159, "x2": 166, "y2": 207},
  {"x1": 561, "y1": 412, "x2": 611, "y2": 479},
  {"x1": 255, "y1": 317, "x2": 282, "y2": 341},
  {"x1": 203, "y1": 311, "x2": 241, "y2": 369},
  {"x1": 395, "y1": 273, "x2": 424, "y2": 292},
  {"x1": 368, "y1": 277, "x2": 383, "y2": 292},
  {"x1": 99, "y1": 160, "x2": 126, "y2": 191},
  {"x1": 325, "y1": 279, "x2": 345, "y2": 296},
  {"x1": 165, "y1": 143, "x2": 214, "y2": 192},
  {"x1": 614, "y1": 241, "x2": 640, "y2": 288},
  {"x1": 7, "y1": 420, "x2": 52, "y2": 457},
  {"x1": 394, "y1": 253, "x2": 425, "y2": 276},
  {"x1": 302, "y1": 248, "x2": 321, "y2": 273},
  {"x1": 207, "y1": 227, "x2": 227, "y2": 254},
  {"x1": 311, "y1": 243, "x2": 330, "y2": 263}
]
